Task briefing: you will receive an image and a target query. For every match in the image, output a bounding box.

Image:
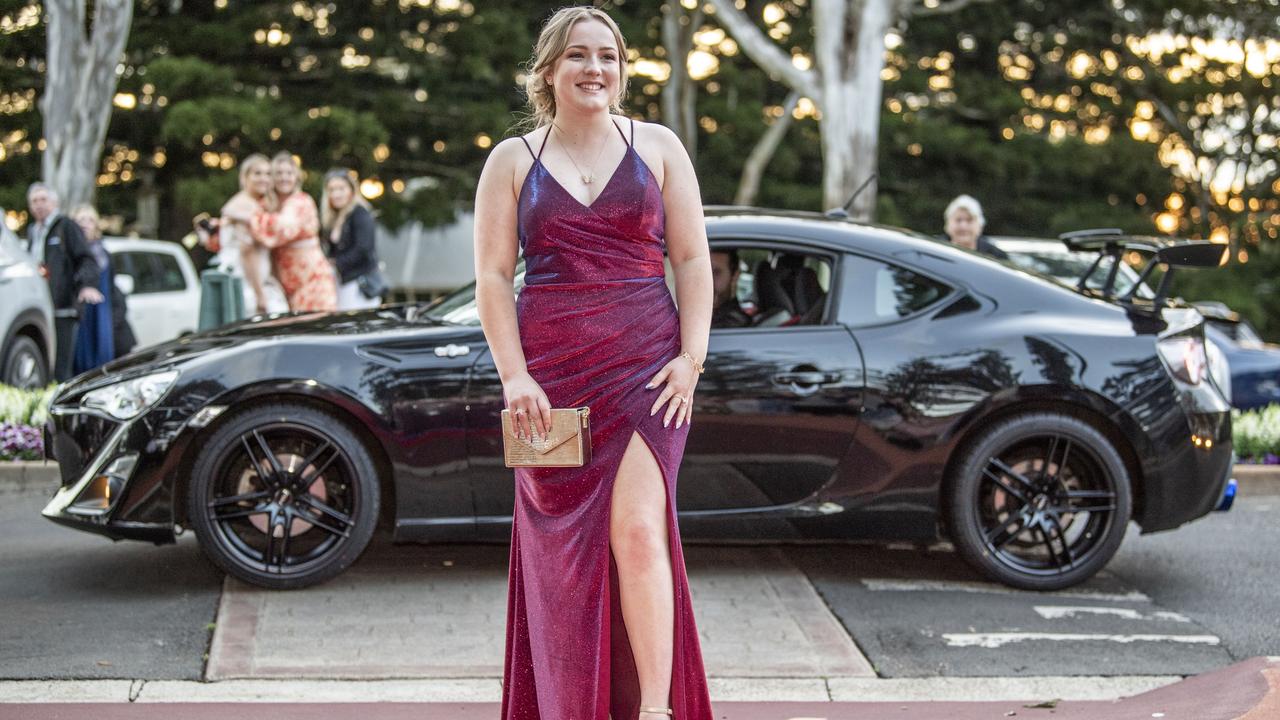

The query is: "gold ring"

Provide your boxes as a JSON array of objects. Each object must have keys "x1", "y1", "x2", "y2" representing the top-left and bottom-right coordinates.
[{"x1": 513, "y1": 408, "x2": 526, "y2": 415}]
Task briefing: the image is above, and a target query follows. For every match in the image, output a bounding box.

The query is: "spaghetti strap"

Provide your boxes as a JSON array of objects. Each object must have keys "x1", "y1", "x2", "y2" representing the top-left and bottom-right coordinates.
[
  {"x1": 629, "y1": 117, "x2": 636, "y2": 146},
  {"x1": 536, "y1": 125, "x2": 551, "y2": 160},
  {"x1": 519, "y1": 135, "x2": 535, "y2": 159},
  {"x1": 612, "y1": 117, "x2": 630, "y2": 146}
]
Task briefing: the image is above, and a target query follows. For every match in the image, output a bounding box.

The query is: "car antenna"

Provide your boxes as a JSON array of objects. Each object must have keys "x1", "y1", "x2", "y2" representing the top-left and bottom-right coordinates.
[{"x1": 825, "y1": 173, "x2": 877, "y2": 219}]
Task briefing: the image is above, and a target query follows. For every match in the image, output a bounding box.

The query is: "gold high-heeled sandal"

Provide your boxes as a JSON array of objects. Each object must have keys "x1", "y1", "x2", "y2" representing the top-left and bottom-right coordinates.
[{"x1": 639, "y1": 708, "x2": 672, "y2": 717}]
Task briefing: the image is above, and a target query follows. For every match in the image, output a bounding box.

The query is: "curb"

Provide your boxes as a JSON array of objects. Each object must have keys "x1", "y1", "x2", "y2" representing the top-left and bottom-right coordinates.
[
  {"x1": 0, "y1": 461, "x2": 59, "y2": 495},
  {"x1": 1234, "y1": 463, "x2": 1280, "y2": 495},
  {"x1": 0, "y1": 675, "x2": 1185, "y2": 704}
]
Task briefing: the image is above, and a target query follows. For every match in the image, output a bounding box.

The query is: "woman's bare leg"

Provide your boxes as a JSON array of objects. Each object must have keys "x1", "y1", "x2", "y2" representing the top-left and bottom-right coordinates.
[
  {"x1": 239, "y1": 240, "x2": 269, "y2": 313},
  {"x1": 610, "y1": 431, "x2": 675, "y2": 716}
]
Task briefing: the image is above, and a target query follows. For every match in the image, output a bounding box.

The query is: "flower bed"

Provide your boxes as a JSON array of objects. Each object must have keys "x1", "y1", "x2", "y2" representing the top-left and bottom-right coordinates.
[
  {"x1": 1233, "y1": 404, "x2": 1280, "y2": 464},
  {"x1": 0, "y1": 384, "x2": 56, "y2": 461}
]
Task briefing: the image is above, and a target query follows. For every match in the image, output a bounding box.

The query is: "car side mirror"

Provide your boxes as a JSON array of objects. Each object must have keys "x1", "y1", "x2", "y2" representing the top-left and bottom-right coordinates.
[{"x1": 115, "y1": 273, "x2": 135, "y2": 295}]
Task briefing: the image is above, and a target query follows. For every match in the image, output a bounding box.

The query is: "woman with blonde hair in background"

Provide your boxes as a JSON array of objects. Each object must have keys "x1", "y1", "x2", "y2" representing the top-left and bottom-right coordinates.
[
  {"x1": 196, "y1": 153, "x2": 289, "y2": 315},
  {"x1": 321, "y1": 168, "x2": 383, "y2": 310},
  {"x1": 475, "y1": 6, "x2": 714, "y2": 719},
  {"x1": 68, "y1": 204, "x2": 117, "y2": 371},
  {"x1": 251, "y1": 152, "x2": 337, "y2": 311}
]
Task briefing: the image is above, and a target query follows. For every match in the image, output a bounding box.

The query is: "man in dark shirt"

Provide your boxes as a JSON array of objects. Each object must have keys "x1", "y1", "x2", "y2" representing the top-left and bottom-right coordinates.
[
  {"x1": 26, "y1": 182, "x2": 104, "y2": 381},
  {"x1": 710, "y1": 249, "x2": 750, "y2": 328}
]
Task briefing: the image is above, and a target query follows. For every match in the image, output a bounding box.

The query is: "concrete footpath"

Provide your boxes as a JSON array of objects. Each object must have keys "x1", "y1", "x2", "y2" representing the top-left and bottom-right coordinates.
[{"x1": 2, "y1": 656, "x2": 1277, "y2": 719}]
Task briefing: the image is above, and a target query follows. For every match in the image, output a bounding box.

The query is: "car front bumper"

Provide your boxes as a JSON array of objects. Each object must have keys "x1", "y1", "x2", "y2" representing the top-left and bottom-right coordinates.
[{"x1": 41, "y1": 406, "x2": 177, "y2": 544}]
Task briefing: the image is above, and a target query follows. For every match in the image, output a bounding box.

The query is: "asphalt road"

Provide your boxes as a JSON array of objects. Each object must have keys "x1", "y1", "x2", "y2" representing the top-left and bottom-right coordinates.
[
  {"x1": 2, "y1": 480, "x2": 1275, "y2": 681},
  {"x1": 0, "y1": 484, "x2": 222, "y2": 681},
  {"x1": 791, "y1": 484, "x2": 1279, "y2": 677}
]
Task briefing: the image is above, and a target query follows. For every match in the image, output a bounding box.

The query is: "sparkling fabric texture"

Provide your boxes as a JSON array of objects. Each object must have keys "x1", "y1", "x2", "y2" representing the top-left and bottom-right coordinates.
[{"x1": 501, "y1": 119, "x2": 714, "y2": 720}]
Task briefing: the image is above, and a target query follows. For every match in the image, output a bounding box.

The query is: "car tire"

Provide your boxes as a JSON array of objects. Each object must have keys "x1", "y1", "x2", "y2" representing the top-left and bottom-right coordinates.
[
  {"x1": 947, "y1": 412, "x2": 1132, "y2": 591},
  {"x1": 188, "y1": 402, "x2": 380, "y2": 590},
  {"x1": 2, "y1": 335, "x2": 49, "y2": 389}
]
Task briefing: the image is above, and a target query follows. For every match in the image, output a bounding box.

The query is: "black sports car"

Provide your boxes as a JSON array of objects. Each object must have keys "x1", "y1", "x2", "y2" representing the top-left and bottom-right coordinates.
[{"x1": 41, "y1": 210, "x2": 1236, "y2": 591}]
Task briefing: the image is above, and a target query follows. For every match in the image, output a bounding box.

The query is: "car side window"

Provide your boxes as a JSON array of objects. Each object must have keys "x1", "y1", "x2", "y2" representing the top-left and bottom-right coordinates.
[
  {"x1": 116, "y1": 252, "x2": 167, "y2": 294},
  {"x1": 842, "y1": 254, "x2": 952, "y2": 327},
  {"x1": 703, "y1": 246, "x2": 833, "y2": 329},
  {"x1": 151, "y1": 253, "x2": 187, "y2": 292}
]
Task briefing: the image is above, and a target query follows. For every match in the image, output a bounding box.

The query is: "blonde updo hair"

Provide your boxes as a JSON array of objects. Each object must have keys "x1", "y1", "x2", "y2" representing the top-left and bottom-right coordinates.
[{"x1": 522, "y1": 6, "x2": 629, "y2": 129}]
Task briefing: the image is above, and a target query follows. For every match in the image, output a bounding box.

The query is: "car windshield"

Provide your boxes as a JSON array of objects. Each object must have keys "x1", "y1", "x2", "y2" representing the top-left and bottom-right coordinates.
[{"x1": 422, "y1": 264, "x2": 526, "y2": 326}]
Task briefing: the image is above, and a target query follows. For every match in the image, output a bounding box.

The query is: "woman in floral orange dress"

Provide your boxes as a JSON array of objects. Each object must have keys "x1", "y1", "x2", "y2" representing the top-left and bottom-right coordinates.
[{"x1": 251, "y1": 152, "x2": 337, "y2": 311}]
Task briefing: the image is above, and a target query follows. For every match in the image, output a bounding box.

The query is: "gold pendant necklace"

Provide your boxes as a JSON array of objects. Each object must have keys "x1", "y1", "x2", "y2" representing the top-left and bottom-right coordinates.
[{"x1": 552, "y1": 122, "x2": 610, "y2": 184}]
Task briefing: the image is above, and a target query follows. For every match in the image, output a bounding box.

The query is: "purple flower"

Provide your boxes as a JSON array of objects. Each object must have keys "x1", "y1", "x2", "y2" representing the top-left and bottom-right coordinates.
[{"x1": 0, "y1": 422, "x2": 43, "y2": 461}]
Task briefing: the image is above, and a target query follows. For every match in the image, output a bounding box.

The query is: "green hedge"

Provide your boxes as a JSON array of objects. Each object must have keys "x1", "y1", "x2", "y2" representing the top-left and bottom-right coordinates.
[
  {"x1": 0, "y1": 384, "x2": 57, "y2": 426},
  {"x1": 1234, "y1": 404, "x2": 1280, "y2": 464}
]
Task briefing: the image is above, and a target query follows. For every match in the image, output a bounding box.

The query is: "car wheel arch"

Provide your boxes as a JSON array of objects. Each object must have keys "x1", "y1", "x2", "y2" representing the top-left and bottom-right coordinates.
[
  {"x1": 937, "y1": 391, "x2": 1147, "y2": 538},
  {"x1": 2, "y1": 310, "x2": 53, "y2": 368},
  {"x1": 172, "y1": 386, "x2": 396, "y2": 533}
]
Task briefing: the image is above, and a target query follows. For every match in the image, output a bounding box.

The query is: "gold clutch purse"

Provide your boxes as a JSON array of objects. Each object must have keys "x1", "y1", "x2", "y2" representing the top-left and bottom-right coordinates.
[{"x1": 500, "y1": 406, "x2": 592, "y2": 468}]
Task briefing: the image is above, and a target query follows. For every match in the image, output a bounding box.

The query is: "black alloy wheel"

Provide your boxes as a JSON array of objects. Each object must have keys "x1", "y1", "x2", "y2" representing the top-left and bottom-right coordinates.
[
  {"x1": 947, "y1": 412, "x2": 1132, "y2": 591},
  {"x1": 188, "y1": 403, "x2": 380, "y2": 590},
  {"x1": 3, "y1": 335, "x2": 48, "y2": 390}
]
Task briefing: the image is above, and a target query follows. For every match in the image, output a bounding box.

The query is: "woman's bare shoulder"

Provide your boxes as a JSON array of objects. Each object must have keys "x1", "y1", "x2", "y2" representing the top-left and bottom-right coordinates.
[
  {"x1": 629, "y1": 118, "x2": 682, "y2": 152},
  {"x1": 484, "y1": 134, "x2": 541, "y2": 176}
]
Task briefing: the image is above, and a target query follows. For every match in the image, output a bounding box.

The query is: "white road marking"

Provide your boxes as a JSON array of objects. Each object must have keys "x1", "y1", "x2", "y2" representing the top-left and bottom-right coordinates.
[
  {"x1": 861, "y1": 578, "x2": 1151, "y2": 602},
  {"x1": 943, "y1": 632, "x2": 1220, "y2": 649},
  {"x1": 1033, "y1": 606, "x2": 1191, "y2": 622}
]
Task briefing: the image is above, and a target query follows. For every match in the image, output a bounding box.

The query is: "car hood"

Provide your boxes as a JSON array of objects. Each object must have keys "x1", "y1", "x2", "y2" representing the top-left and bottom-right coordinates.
[{"x1": 76, "y1": 305, "x2": 467, "y2": 383}]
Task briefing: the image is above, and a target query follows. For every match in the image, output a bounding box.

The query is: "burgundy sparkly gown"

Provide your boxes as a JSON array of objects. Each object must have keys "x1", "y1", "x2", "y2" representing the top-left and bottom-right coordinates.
[{"x1": 500, "y1": 118, "x2": 714, "y2": 720}]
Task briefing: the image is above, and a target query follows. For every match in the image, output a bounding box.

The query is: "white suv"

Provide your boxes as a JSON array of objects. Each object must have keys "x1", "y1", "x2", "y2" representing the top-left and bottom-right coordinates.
[
  {"x1": 103, "y1": 237, "x2": 200, "y2": 348},
  {"x1": 0, "y1": 212, "x2": 55, "y2": 389}
]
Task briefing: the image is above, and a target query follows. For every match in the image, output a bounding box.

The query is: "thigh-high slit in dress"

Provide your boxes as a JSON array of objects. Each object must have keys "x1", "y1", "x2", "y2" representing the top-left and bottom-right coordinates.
[{"x1": 500, "y1": 118, "x2": 714, "y2": 720}]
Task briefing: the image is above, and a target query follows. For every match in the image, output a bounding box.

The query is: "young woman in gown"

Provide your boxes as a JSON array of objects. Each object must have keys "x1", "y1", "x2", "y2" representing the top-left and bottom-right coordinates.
[
  {"x1": 196, "y1": 154, "x2": 289, "y2": 315},
  {"x1": 473, "y1": 7, "x2": 715, "y2": 720},
  {"x1": 250, "y1": 152, "x2": 337, "y2": 312}
]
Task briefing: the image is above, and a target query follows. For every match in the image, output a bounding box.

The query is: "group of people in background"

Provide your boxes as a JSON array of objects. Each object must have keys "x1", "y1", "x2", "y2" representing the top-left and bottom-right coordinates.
[
  {"x1": 22, "y1": 153, "x2": 383, "y2": 382},
  {"x1": 197, "y1": 151, "x2": 384, "y2": 315},
  {"x1": 24, "y1": 183, "x2": 135, "y2": 382}
]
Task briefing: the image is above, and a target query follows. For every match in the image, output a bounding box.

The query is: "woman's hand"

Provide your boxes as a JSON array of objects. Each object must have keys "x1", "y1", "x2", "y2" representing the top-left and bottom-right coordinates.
[
  {"x1": 647, "y1": 355, "x2": 699, "y2": 429},
  {"x1": 504, "y1": 371, "x2": 553, "y2": 442}
]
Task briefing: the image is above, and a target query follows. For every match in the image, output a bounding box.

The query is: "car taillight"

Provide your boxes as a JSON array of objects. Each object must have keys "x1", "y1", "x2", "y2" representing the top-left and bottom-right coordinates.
[
  {"x1": 1157, "y1": 335, "x2": 1206, "y2": 385},
  {"x1": 1205, "y1": 339, "x2": 1232, "y2": 402}
]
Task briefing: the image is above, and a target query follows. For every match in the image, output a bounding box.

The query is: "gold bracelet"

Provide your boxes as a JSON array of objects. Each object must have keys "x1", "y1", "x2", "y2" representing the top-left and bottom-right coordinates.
[{"x1": 680, "y1": 350, "x2": 704, "y2": 374}]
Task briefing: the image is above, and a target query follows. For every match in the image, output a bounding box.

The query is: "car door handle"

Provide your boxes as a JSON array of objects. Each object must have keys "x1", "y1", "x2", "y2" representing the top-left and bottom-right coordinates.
[
  {"x1": 433, "y1": 343, "x2": 471, "y2": 358},
  {"x1": 772, "y1": 371, "x2": 841, "y2": 386}
]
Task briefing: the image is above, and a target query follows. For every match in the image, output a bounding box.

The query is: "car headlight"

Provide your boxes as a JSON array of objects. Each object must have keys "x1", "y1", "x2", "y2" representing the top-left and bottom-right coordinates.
[{"x1": 81, "y1": 370, "x2": 180, "y2": 420}]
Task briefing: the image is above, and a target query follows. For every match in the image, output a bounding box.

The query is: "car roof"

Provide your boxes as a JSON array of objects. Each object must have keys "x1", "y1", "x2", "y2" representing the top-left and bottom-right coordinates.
[
  {"x1": 988, "y1": 236, "x2": 1076, "y2": 254},
  {"x1": 703, "y1": 205, "x2": 973, "y2": 259},
  {"x1": 102, "y1": 236, "x2": 183, "y2": 254}
]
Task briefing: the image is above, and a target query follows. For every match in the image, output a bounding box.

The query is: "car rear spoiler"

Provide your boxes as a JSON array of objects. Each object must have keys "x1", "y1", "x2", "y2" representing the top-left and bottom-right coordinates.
[{"x1": 1058, "y1": 228, "x2": 1227, "y2": 311}]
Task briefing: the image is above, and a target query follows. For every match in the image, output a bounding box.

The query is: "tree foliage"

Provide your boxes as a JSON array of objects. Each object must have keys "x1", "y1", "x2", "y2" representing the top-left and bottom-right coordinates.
[{"x1": 1, "y1": 0, "x2": 1276, "y2": 337}]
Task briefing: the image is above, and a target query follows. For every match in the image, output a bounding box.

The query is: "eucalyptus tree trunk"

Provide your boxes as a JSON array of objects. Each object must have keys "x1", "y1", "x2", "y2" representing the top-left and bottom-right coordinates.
[
  {"x1": 40, "y1": 0, "x2": 134, "y2": 209},
  {"x1": 707, "y1": 0, "x2": 989, "y2": 220},
  {"x1": 735, "y1": 91, "x2": 799, "y2": 206},
  {"x1": 661, "y1": 1, "x2": 703, "y2": 161}
]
